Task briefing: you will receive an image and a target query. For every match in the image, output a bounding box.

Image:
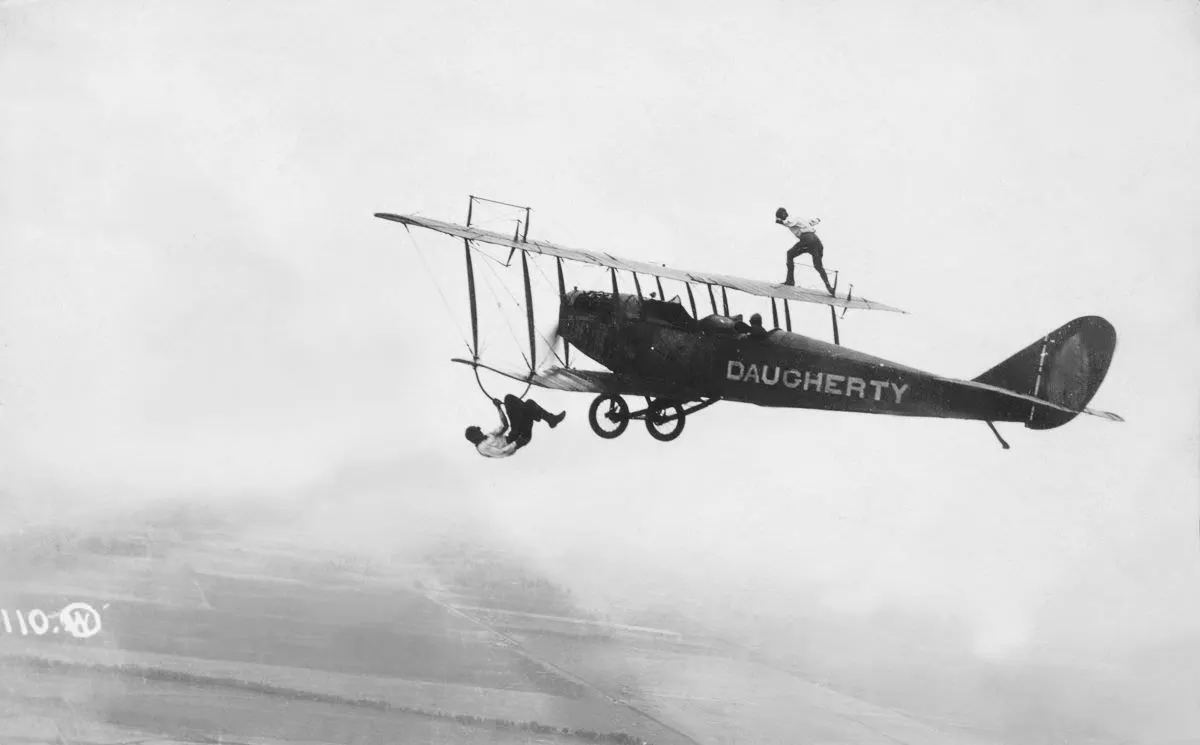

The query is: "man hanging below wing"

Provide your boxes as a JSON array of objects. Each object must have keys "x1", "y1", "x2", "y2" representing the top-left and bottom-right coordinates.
[
  {"x1": 465, "y1": 394, "x2": 566, "y2": 458},
  {"x1": 776, "y1": 207, "x2": 835, "y2": 295}
]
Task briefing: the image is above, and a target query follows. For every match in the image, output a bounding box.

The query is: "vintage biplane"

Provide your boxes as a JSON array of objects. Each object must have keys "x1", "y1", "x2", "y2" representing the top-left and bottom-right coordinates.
[{"x1": 376, "y1": 196, "x2": 1121, "y2": 449}]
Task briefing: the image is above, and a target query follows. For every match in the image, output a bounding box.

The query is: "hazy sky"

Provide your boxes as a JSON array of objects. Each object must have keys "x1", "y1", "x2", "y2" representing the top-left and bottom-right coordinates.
[{"x1": 2, "y1": 0, "x2": 1198, "y2": 700}]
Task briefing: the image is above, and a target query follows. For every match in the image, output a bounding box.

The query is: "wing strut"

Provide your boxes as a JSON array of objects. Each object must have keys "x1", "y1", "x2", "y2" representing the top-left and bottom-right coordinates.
[
  {"x1": 686, "y1": 285, "x2": 698, "y2": 317},
  {"x1": 828, "y1": 274, "x2": 841, "y2": 344},
  {"x1": 463, "y1": 240, "x2": 480, "y2": 356},
  {"x1": 707, "y1": 285, "x2": 718, "y2": 314},
  {"x1": 784, "y1": 300, "x2": 793, "y2": 332},
  {"x1": 520, "y1": 251, "x2": 537, "y2": 371},
  {"x1": 610, "y1": 268, "x2": 620, "y2": 316},
  {"x1": 771, "y1": 298, "x2": 780, "y2": 329},
  {"x1": 556, "y1": 257, "x2": 570, "y2": 368}
]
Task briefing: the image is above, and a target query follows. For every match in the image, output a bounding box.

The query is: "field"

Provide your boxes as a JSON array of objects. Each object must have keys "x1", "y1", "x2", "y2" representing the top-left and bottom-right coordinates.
[
  {"x1": 510, "y1": 633, "x2": 995, "y2": 745},
  {"x1": 0, "y1": 526, "x2": 693, "y2": 745},
  {"x1": 2, "y1": 660, "x2": 569, "y2": 745},
  {"x1": 0, "y1": 519, "x2": 1003, "y2": 745}
]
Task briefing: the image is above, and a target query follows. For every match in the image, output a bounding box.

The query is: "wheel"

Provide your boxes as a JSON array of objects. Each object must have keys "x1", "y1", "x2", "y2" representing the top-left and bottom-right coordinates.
[
  {"x1": 588, "y1": 394, "x2": 629, "y2": 439},
  {"x1": 646, "y1": 404, "x2": 685, "y2": 442}
]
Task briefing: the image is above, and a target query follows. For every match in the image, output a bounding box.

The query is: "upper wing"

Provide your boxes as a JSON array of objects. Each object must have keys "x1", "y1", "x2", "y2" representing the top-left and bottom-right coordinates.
[{"x1": 377, "y1": 213, "x2": 905, "y2": 314}]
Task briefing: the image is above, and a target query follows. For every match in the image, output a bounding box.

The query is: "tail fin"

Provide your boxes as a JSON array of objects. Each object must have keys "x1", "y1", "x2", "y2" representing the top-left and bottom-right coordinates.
[{"x1": 973, "y1": 316, "x2": 1118, "y2": 430}]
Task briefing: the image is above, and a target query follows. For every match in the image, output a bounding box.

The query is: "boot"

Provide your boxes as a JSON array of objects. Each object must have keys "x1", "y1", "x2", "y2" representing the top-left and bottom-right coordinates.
[{"x1": 549, "y1": 412, "x2": 567, "y2": 428}]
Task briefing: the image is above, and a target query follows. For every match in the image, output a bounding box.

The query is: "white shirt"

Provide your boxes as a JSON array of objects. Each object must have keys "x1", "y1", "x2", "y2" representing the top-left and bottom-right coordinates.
[
  {"x1": 476, "y1": 428, "x2": 518, "y2": 458},
  {"x1": 780, "y1": 216, "x2": 821, "y2": 238},
  {"x1": 475, "y1": 404, "x2": 519, "y2": 458}
]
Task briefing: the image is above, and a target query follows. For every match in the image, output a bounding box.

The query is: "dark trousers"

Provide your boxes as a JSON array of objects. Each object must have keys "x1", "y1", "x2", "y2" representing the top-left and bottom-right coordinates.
[
  {"x1": 504, "y1": 394, "x2": 554, "y2": 444},
  {"x1": 785, "y1": 234, "x2": 834, "y2": 292}
]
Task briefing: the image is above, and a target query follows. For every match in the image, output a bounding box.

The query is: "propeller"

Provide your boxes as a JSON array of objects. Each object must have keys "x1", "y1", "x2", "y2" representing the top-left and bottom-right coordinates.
[{"x1": 542, "y1": 321, "x2": 568, "y2": 367}]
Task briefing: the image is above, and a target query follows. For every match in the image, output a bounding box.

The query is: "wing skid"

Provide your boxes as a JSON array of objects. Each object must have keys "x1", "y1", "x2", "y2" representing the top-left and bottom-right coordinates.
[{"x1": 377, "y1": 213, "x2": 905, "y2": 314}]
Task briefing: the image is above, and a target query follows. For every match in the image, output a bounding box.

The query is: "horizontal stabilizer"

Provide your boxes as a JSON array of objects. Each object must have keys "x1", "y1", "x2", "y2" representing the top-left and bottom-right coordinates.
[{"x1": 957, "y1": 378, "x2": 1125, "y2": 425}]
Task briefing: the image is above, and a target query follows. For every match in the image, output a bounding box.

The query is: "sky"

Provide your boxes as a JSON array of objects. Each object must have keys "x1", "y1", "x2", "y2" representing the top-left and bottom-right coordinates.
[{"x1": 2, "y1": 0, "x2": 1199, "y2": 739}]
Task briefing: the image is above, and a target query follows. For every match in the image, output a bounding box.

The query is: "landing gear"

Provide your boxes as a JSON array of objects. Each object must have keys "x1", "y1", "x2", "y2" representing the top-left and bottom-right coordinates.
[
  {"x1": 588, "y1": 394, "x2": 629, "y2": 439},
  {"x1": 646, "y1": 403, "x2": 685, "y2": 442},
  {"x1": 586, "y1": 394, "x2": 717, "y2": 442}
]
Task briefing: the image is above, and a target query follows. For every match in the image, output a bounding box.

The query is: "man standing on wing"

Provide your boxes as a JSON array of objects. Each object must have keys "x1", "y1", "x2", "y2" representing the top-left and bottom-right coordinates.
[{"x1": 776, "y1": 206, "x2": 835, "y2": 296}]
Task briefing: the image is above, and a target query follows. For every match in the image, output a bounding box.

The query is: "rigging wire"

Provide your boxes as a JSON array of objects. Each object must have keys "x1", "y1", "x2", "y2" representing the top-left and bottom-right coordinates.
[
  {"x1": 467, "y1": 220, "x2": 524, "y2": 268},
  {"x1": 401, "y1": 226, "x2": 529, "y2": 401},
  {"x1": 403, "y1": 212, "x2": 555, "y2": 400},
  {"x1": 475, "y1": 252, "x2": 564, "y2": 368},
  {"x1": 468, "y1": 260, "x2": 531, "y2": 401},
  {"x1": 402, "y1": 226, "x2": 473, "y2": 356},
  {"x1": 472, "y1": 253, "x2": 534, "y2": 400},
  {"x1": 478, "y1": 257, "x2": 532, "y2": 370}
]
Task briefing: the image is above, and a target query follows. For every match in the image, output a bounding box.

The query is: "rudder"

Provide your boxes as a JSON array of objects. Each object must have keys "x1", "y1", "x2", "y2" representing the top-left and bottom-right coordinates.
[{"x1": 973, "y1": 316, "x2": 1117, "y2": 430}]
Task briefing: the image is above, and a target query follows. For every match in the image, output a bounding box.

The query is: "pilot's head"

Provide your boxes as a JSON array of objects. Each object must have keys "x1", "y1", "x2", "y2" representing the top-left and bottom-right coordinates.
[
  {"x1": 775, "y1": 207, "x2": 788, "y2": 222},
  {"x1": 464, "y1": 426, "x2": 486, "y2": 445},
  {"x1": 750, "y1": 313, "x2": 763, "y2": 327}
]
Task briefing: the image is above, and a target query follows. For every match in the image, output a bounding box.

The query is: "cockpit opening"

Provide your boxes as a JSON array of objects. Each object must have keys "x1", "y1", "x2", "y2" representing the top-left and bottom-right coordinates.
[{"x1": 642, "y1": 297, "x2": 697, "y2": 331}]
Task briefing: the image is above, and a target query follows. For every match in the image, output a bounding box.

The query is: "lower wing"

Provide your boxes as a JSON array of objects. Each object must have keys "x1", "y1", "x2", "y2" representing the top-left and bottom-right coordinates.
[{"x1": 451, "y1": 359, "x2": 691, "y2": 398}]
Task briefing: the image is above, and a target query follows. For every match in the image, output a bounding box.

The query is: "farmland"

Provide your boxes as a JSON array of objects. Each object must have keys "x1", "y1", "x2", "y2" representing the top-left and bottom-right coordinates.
[
  {"x1": 0, "y1": 514, "x2": 1002, "y2": 745},
  {"x1": 0, "y1": 522, "x2": 693, "y2": 745}
]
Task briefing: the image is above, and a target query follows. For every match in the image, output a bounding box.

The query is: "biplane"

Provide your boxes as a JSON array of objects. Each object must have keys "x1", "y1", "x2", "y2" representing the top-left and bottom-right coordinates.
[{"x1": 376, "y1": 196, "x2": 1121, "y2": 450}]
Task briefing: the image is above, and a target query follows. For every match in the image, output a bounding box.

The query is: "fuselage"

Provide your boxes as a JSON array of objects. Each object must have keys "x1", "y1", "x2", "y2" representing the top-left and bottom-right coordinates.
[{"x1": 558, "y1": 290, "x2": 1032, "y2": 423}]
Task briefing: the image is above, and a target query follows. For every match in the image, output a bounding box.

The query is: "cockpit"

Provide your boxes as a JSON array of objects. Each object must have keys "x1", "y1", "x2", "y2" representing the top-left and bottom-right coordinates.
[
  {"x1": 565, "y1": 290, "x2": 614, "y2": 312},
  {"x1": 642, "y1": 297, "x2": 697, "y2": 331},
  {"x1": 565, "y1": 290, "x2": 698, "y2": 331},
  {"x1": 698, "y1": 312, "x2": 772, "y2": 338}
]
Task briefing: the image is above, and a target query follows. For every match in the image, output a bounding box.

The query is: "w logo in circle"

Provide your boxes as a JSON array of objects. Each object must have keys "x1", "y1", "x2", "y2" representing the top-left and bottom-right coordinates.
[{"x1": 58, "y1": 603, "x2": 103, "y2": 639}]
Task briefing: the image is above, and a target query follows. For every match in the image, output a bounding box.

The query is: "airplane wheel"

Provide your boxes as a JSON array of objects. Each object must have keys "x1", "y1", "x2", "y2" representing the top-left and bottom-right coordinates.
[
  {"x1": 589, "y1": 394, "x2": 629, "y2": 439},
  {"x1": 646, "y1": 404, "x2": 685, "y2": 442}
]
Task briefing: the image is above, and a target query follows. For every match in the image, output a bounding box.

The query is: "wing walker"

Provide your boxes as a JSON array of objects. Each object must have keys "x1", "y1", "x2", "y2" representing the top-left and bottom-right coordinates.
[{"x1": 376, "y1": 195, "x2": 1122, "y2": 450}]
